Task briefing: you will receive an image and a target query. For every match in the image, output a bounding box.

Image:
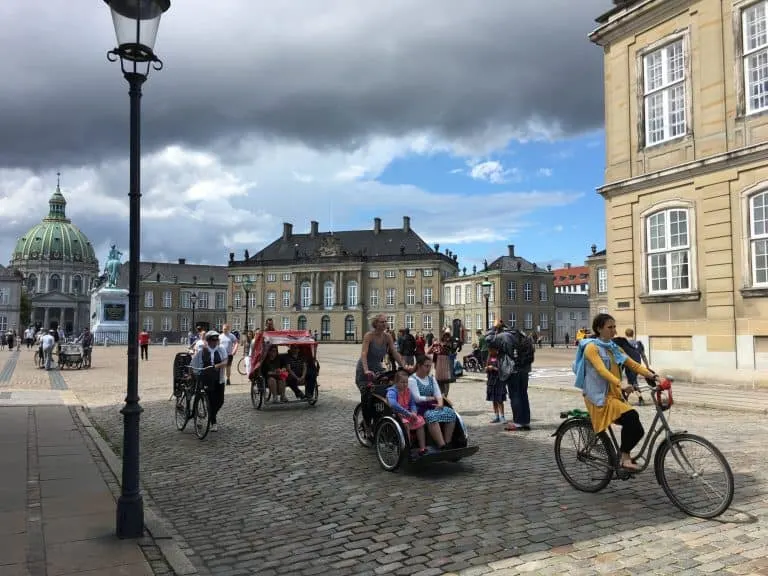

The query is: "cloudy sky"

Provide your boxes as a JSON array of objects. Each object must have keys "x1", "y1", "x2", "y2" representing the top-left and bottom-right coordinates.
[{"x1": 0, "y1": 0, "x2": 610, "y2": 270}]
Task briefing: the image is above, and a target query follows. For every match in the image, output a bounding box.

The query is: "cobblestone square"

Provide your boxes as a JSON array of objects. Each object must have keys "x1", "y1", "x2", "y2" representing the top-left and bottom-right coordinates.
[{"x1": 2, "y1": 345, "x2": 767, "y2": 575}]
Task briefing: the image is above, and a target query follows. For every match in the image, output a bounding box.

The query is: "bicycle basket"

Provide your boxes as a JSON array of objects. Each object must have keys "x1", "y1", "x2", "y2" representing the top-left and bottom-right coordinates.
[{"x1": 655, "y1": 378, "x2": 673, "y2": 410}]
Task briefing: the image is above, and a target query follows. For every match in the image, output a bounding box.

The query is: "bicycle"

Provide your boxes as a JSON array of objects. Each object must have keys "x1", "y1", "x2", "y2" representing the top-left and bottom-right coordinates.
[
  {"x1": 173, "y1": 366, "x2": 212, "y2": 440},
  {"x1": 553, "y1": 377, "x2": 734, "y2": 519},
  {"x1": 237, "y1": 356, "x2": 248, "y2": 376},
  {"x1": 34, "y1": 348, "x2": 45, "y2": 369}
]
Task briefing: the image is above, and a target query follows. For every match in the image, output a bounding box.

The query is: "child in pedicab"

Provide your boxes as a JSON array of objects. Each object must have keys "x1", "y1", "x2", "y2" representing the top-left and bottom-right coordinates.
[{"x1": 386, "y1": 369, "x2": 428, "y2": 456}]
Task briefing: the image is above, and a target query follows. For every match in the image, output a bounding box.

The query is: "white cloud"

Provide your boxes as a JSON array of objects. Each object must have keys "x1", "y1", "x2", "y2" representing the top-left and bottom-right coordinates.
[
  {"x1": 465, "y1": 160, "x2": 521, "y2": 184},
  {"x1": 538, "y1": 168, "x2": 553, "y2": 177}
]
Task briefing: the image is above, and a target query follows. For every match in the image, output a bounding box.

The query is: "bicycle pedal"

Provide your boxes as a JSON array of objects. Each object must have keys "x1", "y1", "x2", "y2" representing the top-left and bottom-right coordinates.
[{"x1": 617, "y1": 469, "x2": 635, "y2": 480}]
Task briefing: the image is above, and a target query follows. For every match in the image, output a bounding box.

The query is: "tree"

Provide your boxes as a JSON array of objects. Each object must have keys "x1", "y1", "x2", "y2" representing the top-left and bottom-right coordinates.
[{"x1": 20, "y1": 292, "x2": 31, "y2": 326}]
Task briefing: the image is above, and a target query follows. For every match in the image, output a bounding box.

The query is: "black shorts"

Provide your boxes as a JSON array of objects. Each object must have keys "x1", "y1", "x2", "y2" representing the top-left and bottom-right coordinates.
[{"x1": 227, "y1": 355, "x2": 234, "y2": 366}]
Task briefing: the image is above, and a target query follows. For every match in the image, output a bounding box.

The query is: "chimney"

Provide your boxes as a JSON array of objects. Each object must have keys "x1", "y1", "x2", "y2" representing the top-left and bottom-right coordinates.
[
  {"x1": 508, "y1": 244, "x2": 515, "y2": 257},
  {"x1": 565, "y1": 262, "x2": 571, "y2": 268},
  {"x1": 283, "y1": 222, "x2": 293, "y2": 241},
  {"x1": 591, "y1": 244, "x2": 597, "y2": 255},
  {"x1": 228, "y1": 252, "x2": 234, "y2": 263},
  {"x1": 374, "y1": 217, "x2": 382, "y2": 235},
  {"x1": 178, "y1": 258, "x2": 186, "y2": 265},
  {"x1": 310, "y1": 221, "x2": 319, "y2": 237},
  {"x1": 403, "y1": 216, "x2": 411, "y2": 233},
  {"x1": 547, "y1": 264, "x2": 552, "y2": 271},
  {"x1": 452, "y1": 254, "x2": 458, "y2": 262},
  {"x1": 434, "y1": 243, "x2": 440, "y2": 252}
]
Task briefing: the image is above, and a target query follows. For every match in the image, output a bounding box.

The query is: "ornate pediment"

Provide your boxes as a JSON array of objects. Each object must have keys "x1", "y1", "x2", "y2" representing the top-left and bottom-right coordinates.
[{"x1": 316, "y1": 235, "x2": 342, "y2": 257}]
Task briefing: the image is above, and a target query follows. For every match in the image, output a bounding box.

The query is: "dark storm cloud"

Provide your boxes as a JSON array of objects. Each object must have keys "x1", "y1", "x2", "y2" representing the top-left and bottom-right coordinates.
[{"x1": 0, "y1": 0, "x2": 609, "y2": 170}]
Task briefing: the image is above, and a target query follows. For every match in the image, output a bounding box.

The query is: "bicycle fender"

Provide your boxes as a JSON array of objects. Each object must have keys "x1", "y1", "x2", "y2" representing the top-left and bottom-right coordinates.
[
  {"x1": 551, "y1": 417, "x2": 589, "y2": 437},
  {"x1": 653, "y1": 431, "x2": 689, "y2": 485}
]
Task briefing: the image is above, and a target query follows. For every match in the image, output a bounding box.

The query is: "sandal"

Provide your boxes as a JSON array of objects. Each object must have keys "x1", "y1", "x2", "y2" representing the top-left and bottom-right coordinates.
[{"x1": 504, "y1": 424, "x2": 531, "y2": 431}]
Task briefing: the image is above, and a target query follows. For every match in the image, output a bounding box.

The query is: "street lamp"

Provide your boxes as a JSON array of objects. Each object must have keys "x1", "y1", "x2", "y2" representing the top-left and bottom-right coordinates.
[
  {"x1": 190, "y1": 292, "x2": 198, "y2": 331},
  {"x1": 104, "y1": 0, "x2": 171, "y2": 539},
  {"x1": 243, "y1": 276, "x2": 253, "y2": 332},
  {"x1": 481, "y1": 277, "x2": 492, "y2": 330}
]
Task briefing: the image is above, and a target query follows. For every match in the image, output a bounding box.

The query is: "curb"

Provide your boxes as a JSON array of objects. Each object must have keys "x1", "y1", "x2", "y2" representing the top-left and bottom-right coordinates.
[
  {"x1": 74, "y1": 406, "x2": 199, "y2": 576},
  {"x1": 458, "y1": 374, "x2": 768, "y2": 415}
]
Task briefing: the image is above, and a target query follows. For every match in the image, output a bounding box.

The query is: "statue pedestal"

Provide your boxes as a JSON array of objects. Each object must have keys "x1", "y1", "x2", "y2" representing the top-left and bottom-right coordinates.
[{"x1": 90, "y1": 287, "x2": 129, "y2": 345}]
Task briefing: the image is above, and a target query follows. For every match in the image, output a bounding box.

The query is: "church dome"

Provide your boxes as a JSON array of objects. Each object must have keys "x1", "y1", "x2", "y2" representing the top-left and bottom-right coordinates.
[{"x1": 11, "y1": 184, "x2": 98, "y2": 266}]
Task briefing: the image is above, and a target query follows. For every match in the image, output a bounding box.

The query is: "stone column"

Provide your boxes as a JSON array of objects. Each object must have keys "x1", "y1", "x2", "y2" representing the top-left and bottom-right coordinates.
[
  {"x1": 337, "y1": 271, "x2": 343, "y2": 306},
  {"x1": 43, "y1": 307, "x2": 50, "y2": 330}
]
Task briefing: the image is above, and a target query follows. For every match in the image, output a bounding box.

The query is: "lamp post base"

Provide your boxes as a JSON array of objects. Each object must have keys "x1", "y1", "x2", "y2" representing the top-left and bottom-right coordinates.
[{"x1": 116, "y1": 494, "x2": 144, "y2": 539}]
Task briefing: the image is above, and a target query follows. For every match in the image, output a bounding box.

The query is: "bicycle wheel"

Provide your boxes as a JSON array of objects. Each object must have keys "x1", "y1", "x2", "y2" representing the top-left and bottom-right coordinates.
[
  {"x1": 193, "y1": 393, "x2": 210, "y2": 440},
  {"x1": 251, "y1": 378, "x2": 264, "y2": 410},
  {"x1": 174, "y1": 393, "x2": 188, "y2": 431},
  {"x1": 353, "y1": 404, "x2": 372, "y2": 448},
  {"x1": 237, "y1": 357, "x2": 248, "y2": 376},
  {"x1": 656, "y1": 433, "x2": 734, "y2": 519},
  {"x1": 554, "y1": 418, "x2": 615, "y2": 493}
]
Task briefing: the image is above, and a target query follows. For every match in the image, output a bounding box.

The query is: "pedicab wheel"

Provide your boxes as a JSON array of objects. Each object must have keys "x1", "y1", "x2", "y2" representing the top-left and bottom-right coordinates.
[
  {"x1": 353, "y1": 404, "x2": 372, "y2": 448},
  {"x1": 656, "y1": 433, "x2": 734, "y2": 519},
  {"x1": 251, "y1": 377, "x2": 265, "y2": 410},
  {"x1": 554, "y1": 418, "x2": 614, "y2": 493},
  {"x1": 193, "y1": 394, "x2": 210, "y2": 440},
  {"x1": 375, "y1": 417, "x2": 407, "y2": 472},
  {"x1": 306, "y1": 385, "x2": 319, "y2": 406},
  {"x1": 237, "y1": 357, "x2": 247, "y2": 376},
  {"x1": 174, "y1": 394, "x2": 188, "y2": 431}
]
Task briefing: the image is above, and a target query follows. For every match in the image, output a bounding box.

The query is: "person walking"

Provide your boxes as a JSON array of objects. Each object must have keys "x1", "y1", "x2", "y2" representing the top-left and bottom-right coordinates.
[
  {"x1": 138, "y1": 329, "x2": 150, "y2": 360},
  {"x1": 219, "y1": 324, "x2": 239, "y2": 385},
  {"x1": 189, "y1": 331, "x2": 228, "y2": 432},
  {"x1": 41, "y1": 330, "x2": 55, "y2": 371}
]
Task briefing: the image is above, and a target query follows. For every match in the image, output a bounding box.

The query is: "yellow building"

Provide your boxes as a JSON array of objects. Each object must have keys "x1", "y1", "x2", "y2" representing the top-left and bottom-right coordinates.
[
  {"x1": 590, "y1": 0, "x2": 768, "y2": 384},
  {"x1": 227, "y1": 218, "x2": 458, "y2": 341}
]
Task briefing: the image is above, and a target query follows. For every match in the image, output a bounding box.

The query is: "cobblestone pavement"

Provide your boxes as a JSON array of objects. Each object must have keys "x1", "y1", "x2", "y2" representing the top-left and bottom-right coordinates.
[{"x1": 9, "y1": 346, "x2": 768, "y2": 575}]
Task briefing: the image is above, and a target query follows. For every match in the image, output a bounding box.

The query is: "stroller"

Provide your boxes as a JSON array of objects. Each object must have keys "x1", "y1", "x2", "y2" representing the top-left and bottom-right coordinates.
[
  {"x1": 462, "y1": 345, "x2": 483, "y2": 372},
  {"x1": 171, "y1": 352, "x2": 193, "y2": 399}
]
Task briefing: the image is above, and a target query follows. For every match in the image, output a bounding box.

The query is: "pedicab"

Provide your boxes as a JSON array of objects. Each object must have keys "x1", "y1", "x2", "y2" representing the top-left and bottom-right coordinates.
[
  {"x1": 58, "y1": 343, "x2": 86, "y2": 369},
  {"x1": 248, "y1": 330, "x2": 319, "y2": 410},
  {"x1": 353, "y1": 370, "x2": 479, "y2": 472}
]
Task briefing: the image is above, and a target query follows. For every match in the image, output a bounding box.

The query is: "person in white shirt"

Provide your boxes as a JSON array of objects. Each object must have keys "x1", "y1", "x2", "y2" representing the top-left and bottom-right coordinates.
[
  {"x1": 219, "y1": 324, "x2": 239, "y2": 386},
  {"x1": 189, "y1": 331, "x2": 228, "y2": 432},
  {"x1": 41, "y1": 330, "x2": 55, "y2": 371}
]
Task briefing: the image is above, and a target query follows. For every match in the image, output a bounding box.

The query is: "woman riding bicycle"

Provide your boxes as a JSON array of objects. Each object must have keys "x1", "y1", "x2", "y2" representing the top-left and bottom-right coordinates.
[{"x1": 574, "y1": 313, "x2": 659, "y2": 471}]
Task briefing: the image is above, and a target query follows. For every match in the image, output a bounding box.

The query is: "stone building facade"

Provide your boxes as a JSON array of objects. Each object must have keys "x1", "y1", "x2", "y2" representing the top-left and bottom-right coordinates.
[
  {"x1": 442, "y1": 245, "x2": 556, "y2": 344},
  {"x1": 227, "y1": 218, "x2": 458, "y2": 340},
  {"x1": 552, "y1": 263, "x2": 590, "y2": 295},
  {"x1": 586, "y1": 244, "x2": 609, "y2": 320},
  {"x1": 590, "y1": 0, "x2": 768, "y2": 383},
  {"x1": 0, "y1": 265, "x2": 23, "y2": 334},
  {"x1": 553, "y1": 293, "x2": 590, "y2": 344}
]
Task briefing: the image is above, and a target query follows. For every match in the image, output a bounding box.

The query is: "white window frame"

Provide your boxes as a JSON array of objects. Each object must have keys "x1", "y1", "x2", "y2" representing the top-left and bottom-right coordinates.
[
  {"x1": 598, "y1": 268, "x2": 608, "y2": 294},
  {"x1": 233, "y1": 292, "x2": 241, "y2": 308},
  {"x1": 370, "y1": 289, "x2": 379, "y2": 307},
  {"x1": 369, "y1": 270, "x2": 380, "y2": 279},
  {"x1": 180, "y1": 317, "x2": 190, "y2": 332},
  {"x1": 743, "y1": 1, "x2": 768, "y2": 115},
  {"x1": 248, "y1": 292, "x2": 257, "y2": 309},
  {"x1": 405, "y1": 314, "x2": 414, "y2": 330},
  {"x1": 751, "y1": 191, "x2": 768, "y2": 285},
  {"x1": 385, "y1": 270, "x2": 396, "y2": 278},
  {"x1": 198, "y1": 292, "x2": 209, "y2": 309},
  {"x1": 282, "y1": 273, "x2": 291, "y2": 281},
  {"x1": 160, "y1": 290, "x2": 170, "y2": 308},
  {"x1": 507, "y1": 281, "x2": 516, "y2": 301},
  {"x1": 508, "y1": 312, "x2": 516, "y2": 328},
  {"x1": 444, "y1": 287, "x2": 451, "y2": 305},
  {"x1": 524, "y1": 312, "x2": 533, "y2": 330},
  {"x1": 143, "y1": 316, "x2": 153, "y2": 332},
  {"x1": 386, "y1": 315, "x2": 395, "y2": 330},
  {"x1": 162, "y1": 317, "x2": 172, "y2": 331},
  {"x1": 386, "y1": 288, "x2": 396, "y2": 306},
  {"x1": 540, "y1": 312, "x2": 549, "y2": 330},
  {"x1": 406, "y1": 269, "x2": 416, "y2": 277},
  {"x1": 422, "y1": 269, "x2": 433, "y2": 277},
  {"x1": 539, "y1": 282, "x2": 548, "y2": 302},
  {"x1": 642, "y1": 202, "x2": 696, "y2": 295},
  {"x1": 266, "y1": 290, "x2": 276, "y2": 309},
  {"x1": 523, "y1": 282, "x2": 532, "y2": 302},
  {"x1": 422, "y1": 314, "x2": 432, "y2": 331},
  {"x1": 423, "y1": 288, "x2": 433, "y2": 305},
  {"x1": 454, "y1": 286, "x2": 462, "y2": 305},
  {"x1": 215, "y1": 292, "x2": 225, "y2": 309},
  {"x1": 0, "y1": 316, "x2": 7, "y2": 332},
  {"x1": 281, "y1": 290, "x2": 291, "y2": 308},
  {"x1": 301, "y1": 282, "x2": 312, "y2": 309},
  {"x1": 464, "y1": 285, "x2": 472, "y2": 304},
  {"x1": 323, "y1": 281, "x2": 335, "y2": 309},
  {"x1": 641, "y1": 36, "x2": 688, "y2": 147},
  {"x1": 741, "y1": 184, "x2": 768, "y2": 287},
  {"x1": 406, "y1": 288, "x2": 416, "y2": 306},
  {"x1": 266, "y1": 274, "x2": 276, "y2": 282},
  {"x1": 347, "y1": 281, "x2": 359, "y2": 307},
  {"x1": 475, "y1": 313, "x2": 482, "y2": 330},
  {"x1": 281, "y1": 316, "x2": 290, "y2": 330}
]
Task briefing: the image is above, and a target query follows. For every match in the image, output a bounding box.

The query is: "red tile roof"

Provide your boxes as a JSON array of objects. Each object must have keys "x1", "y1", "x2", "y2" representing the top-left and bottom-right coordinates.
[{"x1": 551, "y1": 265, "x2": 590, "y2": 287}]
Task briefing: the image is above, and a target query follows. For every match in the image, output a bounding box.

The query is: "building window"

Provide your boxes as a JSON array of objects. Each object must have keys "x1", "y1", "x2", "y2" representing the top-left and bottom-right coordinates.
[
  {"x1": 405, "y1": 314, "x2": 415, "y2": 330},
  {"x1": 301, "y1": 282, "x2": 312, "y2": 309},
  {"x1": 508, "y1": 312, "x2": 516, "y2": 328},
  {"x1": 539, "y1": 283, "x2": 548, "y2": 302},
  {"x1": 233, "y1": 317, "x2": 242, "y2": 331},
  {"x1": 215, "y1": 292, "x2": 225, "y2": 309},
  {"x1": 180, "y1": 317, "x2": 190, "y2": 332},
  {"x1": 422, "y1": 314, "x2": 433, "y2": 330},
  {"x1": 0, "y1": 316, "x2": 8, "y2": 332},
  {"x1": 598, "y1": 268, "x2": 608, "y2": 293},
  {"x1": 406, "y1": 269, "x2": 416, "y2": 277},
  {"x1": 369, "y1": 270, "x2": 379, "y2": 279},
  {"x1": 750, "y1": 190, "x2": 768, "y2": 285},
  {"x1": 524, "y1": 312, "x2": 533, "y2": 330},
  {"x1": 0, "y1": 290, "x2": 7, "y2": 305},
  {"x1": 598, "y1": 306, "x2": 609, "y2": 314},
  {"x1": 743, "y1": 2, "x2": 768, "y2": 114},
  {"x1": 281, "y1": 316, "x2": 290, "y2": 330},
  {"x1": 454, "y1": 286, "x2": 461, "y2": 305},
  {"x1": 321, "y1": 315, "x2": 331, "y2": 339},
  {"x1": 266, "y1": 274, "x2": 276, "y2": 282},
  {"x1": 266, "y1": 290, "x2": 276, "y2": 309},
  {"x1": 540, "y1": 313, "x2": 549, "y2": 330},
  {"x1": 476, "y1": 313, "x2": 482, "y2": 330},
  {"x1": 464, "y1": 315, "x2": 472, "y2": 331},
  {"x1": 324, "y1": 281, "x2": 335, "y2": 309},
  {"x1": 646, "y1": 208, "x2": 691, "y2": 293},
  {"x1": 523, "y1": 282, "x2": 532, "y2": 301},
  {"x1": 476, "y1": 283, "x2": 482, "y2": 302},
  {"x1": 233, "y1": 292, "x2": 241, "y2": 308},
  {"x1": 385, "y1": 270, "x2": 396, "y2": 278},
  {"x1": 386, "y1": 315, "x2": 395, "y2": 330},
  {"x1": 386, "y1": 288, "x2": 396, "y2": 306},
  {"x1": 143, "y1": 316, "x2": 153, "y2": 332},
  {"x1": 248, "y1": 292, "x2": 257, "y2": 309},
  {"x1": 282, "y1": 273, "x2": 291, "y2": 281},
  {"x1": 344, "y1": 315, "x2": 356, "y2": 340},
  {"x1": 507, "y1": 281, "x2": 516, "y2": 301},
  {"x1": 370, "y1": 289, "x2": 379, "y2": 307},
  {"x1": 235, "y1": 275, "x2": 242, "y2": 283},
  {"x1": 464, "y1": 285, "x2": 471, "y2": 304},
  {"x1": 297, "y1": 315, "x2": 307, "y2": 330},
  {"x1": 72, "y1": 275, "x2": 82, "y2": 294},
  {"x1": 162, "y1": 317, "x2": 172, "y2": 331},
  {"x1": 347, "y1": 281, "x2": 359, "y2": 307},
  {"x1": 162, "y1": 291, "x2": 172, "y2": 308},
  {"x1": 49, "y1": 274, "x2": 61, "y2": 292},
  {"x1": 406, "y1": 288, "x2": 416, "y2": 306},
  {"x1": 198, "y1": 292, "x2": 209, "y2": 309},
  {"x1": 643, "y1": 39, "x2": 686, "y2": 146},
  {"x1": 281, "y1": 290, "x2": 291, "y2": 308},
  {"x1": 422, "y1": 269, "x2": 433, "y2": 277},
  {"x1": 444, "y1": 287, "x2": 451, "y2": 306},
  {"x1": 144, "y1": 291, "x2": 154, "y2": 308},
  {"x1": 488, "y1": 311, "x2": 495, "y2": 328},
  {"x1": 489, "y1": 283, "x2": 495, "y2": 303}
]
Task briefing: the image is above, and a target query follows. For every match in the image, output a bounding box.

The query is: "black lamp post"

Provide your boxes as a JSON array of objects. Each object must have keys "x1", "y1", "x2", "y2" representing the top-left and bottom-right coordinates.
[
  {"x1": 482, "y1": 277, "x2": 492, "y2": 330},
  {"x1": 190, "y1": 292, "x2": 198, "y2": 331},
  {"x1": 243, "y1": 277, "x2": 253, "y2": 332},
  {"x1": 104, "y1": 0, "x2": 170, "y2": 539}
]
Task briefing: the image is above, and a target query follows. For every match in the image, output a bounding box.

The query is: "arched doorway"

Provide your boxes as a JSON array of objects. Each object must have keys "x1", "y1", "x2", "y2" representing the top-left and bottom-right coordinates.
[
  {"x1": 452, "y1": 318, "x2": 463, "y2": 341},
  {"x1": 321, "y1": 315, "x2": 331, "y2": 341},
  {"x1": 344, "y1": 315, "x2": 355, "y2": 341},
  {"x1": 297, "y1": 315, "x2": 307, "y2": 331}
]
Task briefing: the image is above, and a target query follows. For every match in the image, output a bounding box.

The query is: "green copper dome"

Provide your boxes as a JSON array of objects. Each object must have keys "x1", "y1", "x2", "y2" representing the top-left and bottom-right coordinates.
[{"x1": 11, "y1": 185, "x2": 98, "y2": 266}]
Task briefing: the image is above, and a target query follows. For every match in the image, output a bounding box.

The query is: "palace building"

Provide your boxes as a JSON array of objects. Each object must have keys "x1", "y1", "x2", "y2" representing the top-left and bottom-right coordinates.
[{"x1": 590, "y1": 0, "x2": 768, "y2": 383}]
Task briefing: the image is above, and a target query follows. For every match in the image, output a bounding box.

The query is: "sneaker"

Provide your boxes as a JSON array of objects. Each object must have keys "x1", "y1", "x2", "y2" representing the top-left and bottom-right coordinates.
[
  {"x1": 490, "y1": 416, "x2": 500, "y2": 424},
  {"x1": 499, "y1": 416, "x2": 506, "y2": 424},
  {"x1": 211, "y1": 424, "x2": 218, "y2": 432}
]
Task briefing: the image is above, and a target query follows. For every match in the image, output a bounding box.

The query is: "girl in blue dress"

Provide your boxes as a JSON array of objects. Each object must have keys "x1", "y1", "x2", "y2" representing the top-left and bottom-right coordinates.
[{"x1": 407, "y1": 354, "x2": 457, "y2": 449}]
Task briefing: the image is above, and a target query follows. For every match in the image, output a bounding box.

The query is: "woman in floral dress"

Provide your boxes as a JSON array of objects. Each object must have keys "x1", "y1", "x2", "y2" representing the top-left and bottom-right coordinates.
[{"x1": 407, "y1": 354, "x2": 457, "y2": 449}]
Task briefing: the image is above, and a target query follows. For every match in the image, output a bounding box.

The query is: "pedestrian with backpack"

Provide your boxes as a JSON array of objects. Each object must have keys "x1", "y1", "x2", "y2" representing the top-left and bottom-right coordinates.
[{"x1": 613, "y1": 328, "x2": 649, "y2": 405}]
